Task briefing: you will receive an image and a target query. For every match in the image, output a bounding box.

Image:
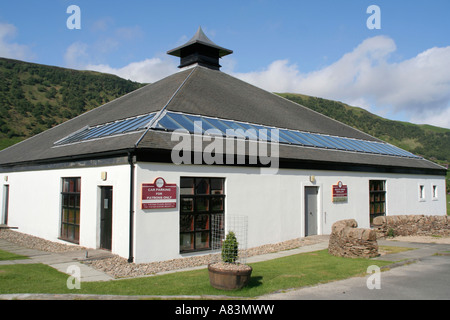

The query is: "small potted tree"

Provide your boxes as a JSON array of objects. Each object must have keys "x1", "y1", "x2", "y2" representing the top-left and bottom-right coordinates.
[{"x1": 208, "y1": 231, "x2": 252, "y2": 290}]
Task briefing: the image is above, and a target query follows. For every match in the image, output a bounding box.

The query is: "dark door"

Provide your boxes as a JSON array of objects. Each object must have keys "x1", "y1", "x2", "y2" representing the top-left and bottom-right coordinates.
[
  {"x1": 305, "y1": 186, "x2": 318, "y2": 236},
  {"x1": 100, "y1": 186, "x2": 113, "y2": 250}
]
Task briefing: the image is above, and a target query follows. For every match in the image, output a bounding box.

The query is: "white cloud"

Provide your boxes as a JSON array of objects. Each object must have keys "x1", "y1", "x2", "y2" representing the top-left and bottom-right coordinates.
[
  {"x1": 85, "y1": 58, "x2": 178, "y2": 83},
  {"x1": 231, "y1": 36, "x2": 450, "y2": 129},
  {"x1": 64, "y1": 42, "x2": 89, "y2": 68},
  {"x1": 409, "y1": 102, "x2": 450, "y2": 128},
  {"x1": 0, "y1": 23, "x2": 33, "y2": 60},
  {"x1": 64, "y1": 22, "x2": 177, "y2": 83},
  {"x1": 64, "y1": 42, "x2": 177, "y2": 83}
]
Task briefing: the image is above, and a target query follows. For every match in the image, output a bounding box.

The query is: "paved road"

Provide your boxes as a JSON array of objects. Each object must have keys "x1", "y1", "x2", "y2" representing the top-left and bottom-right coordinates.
[{"x1": 260, "y1": 241, "x2": 450, "y2": 300}]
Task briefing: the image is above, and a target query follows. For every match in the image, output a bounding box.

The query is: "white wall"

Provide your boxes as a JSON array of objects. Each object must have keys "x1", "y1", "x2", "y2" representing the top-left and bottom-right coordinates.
[
  {"x1": 0, "y1": 162, "x2": 446, "y2": 264},
  {"x1": 0, "y1": 164, "x2": 131, "y2": 258},
  {"x1": 133, "y1": 162, "x2": 447, "y2": 263}
]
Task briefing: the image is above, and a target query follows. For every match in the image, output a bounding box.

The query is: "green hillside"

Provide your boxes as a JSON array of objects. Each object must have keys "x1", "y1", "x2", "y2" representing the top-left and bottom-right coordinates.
[{"x1": 0, "y1": 57, "x2": 144, "y2": 150}]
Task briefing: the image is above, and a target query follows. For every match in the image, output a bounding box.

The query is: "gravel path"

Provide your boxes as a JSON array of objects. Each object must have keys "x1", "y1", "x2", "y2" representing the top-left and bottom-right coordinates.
[
  {"x1": 0, "y1": 229, "x2": 328, "y2": 279},
  {"x1": 0, "y1": 229, "x2": 87, "y2": 253}
]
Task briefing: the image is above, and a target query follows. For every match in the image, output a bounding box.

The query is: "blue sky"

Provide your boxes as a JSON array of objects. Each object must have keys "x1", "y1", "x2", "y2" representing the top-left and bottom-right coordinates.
[{"x1": 1, "y1": 0, "x2": 450, "y2": 128}]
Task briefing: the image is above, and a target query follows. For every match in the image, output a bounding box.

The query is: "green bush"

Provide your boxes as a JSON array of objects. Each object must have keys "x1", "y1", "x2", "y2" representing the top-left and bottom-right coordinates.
[
  {"x1": 387, "y1": 228, "x2": 395, "y2": 238},
  {"x1": 222, "y1": 231, "x2": 239, "y2": 264}
]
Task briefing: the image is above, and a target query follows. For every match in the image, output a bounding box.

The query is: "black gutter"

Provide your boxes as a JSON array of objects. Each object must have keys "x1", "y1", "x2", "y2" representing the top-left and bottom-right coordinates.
[
  {"x1": 0, "y1": 149, "x2": 134, "y2": 172},
  {"x1": 134, "y1": 148, "x2": 448, "y2": 177},
  {"x1": 127, "y1": 151, "x2": 135, "y2": 263}
]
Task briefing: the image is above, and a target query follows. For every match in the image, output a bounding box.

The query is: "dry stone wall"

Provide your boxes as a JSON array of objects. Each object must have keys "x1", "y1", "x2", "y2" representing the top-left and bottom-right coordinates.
[
  {"x1": 328, "y1": 219, "x2": 378, "y2": 258},
  {"x1": 373, "y1": 215, "x2": 450, "y2": 238}
]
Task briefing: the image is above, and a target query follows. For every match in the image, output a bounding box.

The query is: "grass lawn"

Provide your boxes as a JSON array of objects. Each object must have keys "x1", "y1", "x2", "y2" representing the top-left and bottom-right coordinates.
[
  {"x1": 0, "y1": 249, "x2": 28, "y2": 261},
  {"x1": 0, "y1": 249, "x2": 392, "y2": 298}
]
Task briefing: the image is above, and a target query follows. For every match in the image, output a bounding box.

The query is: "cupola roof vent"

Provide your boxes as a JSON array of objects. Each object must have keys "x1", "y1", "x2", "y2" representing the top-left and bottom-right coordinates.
[{"x1": 167, "y1": 26, "x2": 232, "y2": 70}]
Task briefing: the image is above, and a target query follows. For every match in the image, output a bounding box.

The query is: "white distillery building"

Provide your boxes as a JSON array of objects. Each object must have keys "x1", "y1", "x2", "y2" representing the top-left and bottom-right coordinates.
[{"x1": 0, "y1": 28, "x2": 446, "y2": 263}]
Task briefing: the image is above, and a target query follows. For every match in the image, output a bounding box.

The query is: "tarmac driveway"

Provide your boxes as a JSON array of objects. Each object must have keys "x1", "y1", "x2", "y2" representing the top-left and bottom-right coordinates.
[{"x1": 259, "y1": 241, "x2": 450, "y2": 300}]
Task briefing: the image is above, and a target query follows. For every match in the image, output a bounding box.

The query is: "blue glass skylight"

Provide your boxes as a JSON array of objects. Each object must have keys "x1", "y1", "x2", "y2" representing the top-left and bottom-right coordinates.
[
  {"x1": 155, "y1": 111, "x2": 421, "y2": 159},
  {"x1": 54, "y1": 113, "x2": 156, "y2": 145},
  {"x1": 54, "y1": 109, "x2": 422, "y2": 160}
]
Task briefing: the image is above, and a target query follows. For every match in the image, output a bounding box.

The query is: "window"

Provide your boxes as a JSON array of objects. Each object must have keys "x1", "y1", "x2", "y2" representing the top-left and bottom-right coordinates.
[
  {"x1": 369, "y1": 180, "x2": 386, "y2": 224},
  {"x1": 60, "y1": 177, "x2": 81, "y2": 244},
  {"x1": 419, "y1": 185, "x2": 425, "y2": 201},
  {"x1": 180, "y1": 177, "x2": 225, "y2": 253},
  {"x1": 432, "y1": 185, "x2": 438, "y2": 200}
]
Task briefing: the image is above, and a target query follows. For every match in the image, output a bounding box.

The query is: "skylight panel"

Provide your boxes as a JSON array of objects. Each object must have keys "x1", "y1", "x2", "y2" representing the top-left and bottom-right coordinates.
[
  {"x1": 368, "y1": 142, "x2": 395, "y2": 155},
  {"x1": 54, "y1": 112, "x2": 157, "y2": 146},
  {"x1": 310, "y1": 134, "x2": 339, "y2": 149},
  {"x1": 300, "y1": 132, "x2": 328, "y2": 148},
  {"x1": 351, "y1": 140, "x2": 380, "y2": 153},
  {"x1": 184, "y1": 114, "x2": 221, "y2": 134},
  {"x1": 324, "y1": 136, "x2": 353, "y2": 151},
  {"x1": 251, "y1": 124, "x2": 287, "y2": 143},
  {"x1": 219, "y1": 119, "x2": 257, "y2": 139},
  {"x1": 279, "y1": 129, "x2": 304, "y2": 145},
  {"x1": 157, "y1": 113, "x2": 185, "y2": 131},
  {"x1": 201, "y1": 117, "x2": 233, "y2": 135},
  {"x1": 167, "y1": 113, "x2": 198, "y2": 133},
  {"x1": 155, "y1": 111, "x2": 421, "y2": 159},
  {"x1": 122, "y1": 114, "x2": 155, "y2": 132},
  {"x1": 287, "y1": 131, "x2": 316, "y2": 147}
]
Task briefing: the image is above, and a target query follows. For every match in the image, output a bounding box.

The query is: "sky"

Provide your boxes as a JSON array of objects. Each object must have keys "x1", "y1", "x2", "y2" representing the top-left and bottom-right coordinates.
[{"x1": 1, "y1": 0, "x2": 450, "y2": 128}]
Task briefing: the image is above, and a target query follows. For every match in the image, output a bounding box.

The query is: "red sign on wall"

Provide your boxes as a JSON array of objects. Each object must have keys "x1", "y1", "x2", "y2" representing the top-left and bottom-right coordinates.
[
  {"x1": 141, "y1": 177, "x2": 177, "y2": 209},
  {"x1": 332, "y1": 181, "x2": 348, "y2": 203}
]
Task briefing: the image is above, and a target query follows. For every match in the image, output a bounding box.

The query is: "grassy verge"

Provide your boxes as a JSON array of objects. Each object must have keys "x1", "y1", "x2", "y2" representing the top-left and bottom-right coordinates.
[
  {"x1": 0, "y1": 249, "x2": 392, "y2": 297},
  {"x1": 0, "y1": 249, "x2": 28, "y2": 261},
  {"x1": 378, "y1": 245, "x2": 415, "y2": 255}
]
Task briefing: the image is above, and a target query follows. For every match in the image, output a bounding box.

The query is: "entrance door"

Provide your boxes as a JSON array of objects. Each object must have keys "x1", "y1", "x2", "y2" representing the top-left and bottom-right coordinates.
[
  {"x1": 2, "y1": 185, "x2": 9, "y2": 225},
  {"x1": 100, "y1": 186, "x2": 113, "y2": 250},
  {"x1": 305, "y1": 186, "x2": 318, "y2": 236}
]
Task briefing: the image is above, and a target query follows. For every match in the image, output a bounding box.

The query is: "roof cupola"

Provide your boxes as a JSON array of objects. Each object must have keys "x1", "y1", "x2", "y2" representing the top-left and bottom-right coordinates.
[{"x1": 167, "y1": 27, "x2": 232, "y2": 71}]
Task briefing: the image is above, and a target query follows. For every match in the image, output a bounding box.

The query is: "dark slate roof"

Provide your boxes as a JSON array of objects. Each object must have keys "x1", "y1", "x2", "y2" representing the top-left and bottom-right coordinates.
[
  {"x1": 0, "y1": 65, "x2": 445, "y2": 174},
  {"x1": 162, "y1": 67, "x2": 379, "y2": 140}
]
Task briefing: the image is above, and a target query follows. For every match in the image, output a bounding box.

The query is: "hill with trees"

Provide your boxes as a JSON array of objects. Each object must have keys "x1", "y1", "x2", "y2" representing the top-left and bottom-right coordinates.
[
  {"x1": 0, "y1": 57, "x2": 143, "y2": 149},
  {"x1": 278, "y1": 93, "x2": 450, "y2": 166}
]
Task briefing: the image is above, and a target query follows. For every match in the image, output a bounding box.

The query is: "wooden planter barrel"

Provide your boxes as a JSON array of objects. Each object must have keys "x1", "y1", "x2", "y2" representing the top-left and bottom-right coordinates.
[{"x1": 208, "y1": 263, "x2": 253, "y2": 290}]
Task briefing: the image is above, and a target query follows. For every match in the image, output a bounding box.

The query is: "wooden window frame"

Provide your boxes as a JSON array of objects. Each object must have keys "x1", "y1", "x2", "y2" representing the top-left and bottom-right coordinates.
[
  {"x1": 369, "y1": 180, "x2": 386, "y2": 224},
  {"x1": 179, "y1": 177, "x2": 225, "y2": 253},
  {"x1": 60, "y1": 177, "x2": 81, "y2": 244}
]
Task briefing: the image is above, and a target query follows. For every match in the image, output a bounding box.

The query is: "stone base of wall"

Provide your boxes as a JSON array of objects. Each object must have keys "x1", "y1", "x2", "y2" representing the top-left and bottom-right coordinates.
[
  {"x1": 328, "y1": 219, "x2": 378, "y2": 258},
  {"x1": 373, "y1": 215, "x2": 450, "y2": 239}
]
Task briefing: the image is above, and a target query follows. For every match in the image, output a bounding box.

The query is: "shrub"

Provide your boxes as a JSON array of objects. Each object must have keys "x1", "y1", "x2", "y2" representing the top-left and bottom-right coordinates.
[
  {"x1": 221, "y1": 231, "x2": 239, "y2": 264},
  {"x1": 387, "y1": 228, "x2": 395, "y2": 238}
]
